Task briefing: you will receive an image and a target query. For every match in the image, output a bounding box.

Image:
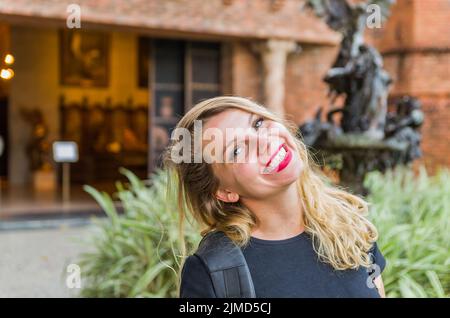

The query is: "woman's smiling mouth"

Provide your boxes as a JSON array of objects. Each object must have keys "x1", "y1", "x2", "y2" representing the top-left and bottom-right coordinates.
[{"x1": 262, "y1": 143, "x2": 292, "y2": 174}]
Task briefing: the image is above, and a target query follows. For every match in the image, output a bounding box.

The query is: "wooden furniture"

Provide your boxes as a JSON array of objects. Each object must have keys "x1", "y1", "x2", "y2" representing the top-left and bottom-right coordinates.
[{"x1": 59, "y1": 95, "x2": 148, "y2": 184}]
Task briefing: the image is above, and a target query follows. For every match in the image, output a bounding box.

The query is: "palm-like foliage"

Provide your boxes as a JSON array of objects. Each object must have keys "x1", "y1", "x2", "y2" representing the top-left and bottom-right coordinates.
[
  {"x1": 365, "y1": 167, "x2": 450, "y2": 297},
  {"x1": 78, "y1": 168, "x2": 200, "y2": 297}
]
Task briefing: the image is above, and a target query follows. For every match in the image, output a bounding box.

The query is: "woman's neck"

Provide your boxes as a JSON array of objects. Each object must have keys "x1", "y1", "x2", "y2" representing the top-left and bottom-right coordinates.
[{"x1": 242, "y1": 183, "x2": 305, "y2": 241}]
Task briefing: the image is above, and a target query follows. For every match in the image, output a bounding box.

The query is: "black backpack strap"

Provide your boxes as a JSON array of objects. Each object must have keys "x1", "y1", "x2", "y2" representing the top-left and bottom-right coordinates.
[{"x1": 194, "y1": 231, "x2": 256, "y2": 298}]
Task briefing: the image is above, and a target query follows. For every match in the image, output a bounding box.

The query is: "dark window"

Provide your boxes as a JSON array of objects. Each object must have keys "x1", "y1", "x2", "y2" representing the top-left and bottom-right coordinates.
[
  {"x1": 154, "y1": 40, "x2": 184, "y2": 84},
  {"x1": 139, "y1": 38, "x2": 222, "y2": 172},
  {"x1": 192, "y1": 52, "x2": 220, "y2": 84}
]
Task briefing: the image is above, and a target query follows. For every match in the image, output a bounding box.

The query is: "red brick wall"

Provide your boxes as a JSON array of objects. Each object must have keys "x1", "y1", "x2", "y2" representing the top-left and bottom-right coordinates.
[
  {"x1": 372, "y1": 0, "x2": 450, "y2": 171},
  {"x1": 367, "y1": 0, "x2": 416, "y2": 52},
  {"x1": 230, "y1": 42, "x2": 262, "y2": 101},
  {"x1": 0, "y1": 0, "x2": 339, "y2": 44},
  {"x1": 284, "y1": 45, "x2": 338, "y2": 125},
  {"x1": 413, "y1": 0, "x2": 450, "y2": 49},
  {"x1": 407, "y1": 53, "x2": 450, "y2": 96},
  {"x1": 367, "y1": 0, "x2": 450, "y2": 97},
  {"x1": 418, "y1": 96, "x2": 450, "y2": 171}
]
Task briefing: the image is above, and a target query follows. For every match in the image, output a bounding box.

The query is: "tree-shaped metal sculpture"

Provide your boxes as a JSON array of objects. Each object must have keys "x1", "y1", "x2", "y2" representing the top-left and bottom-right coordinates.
[{"x1": 300, "y1": 0, "x2": 424, "y2": 194}]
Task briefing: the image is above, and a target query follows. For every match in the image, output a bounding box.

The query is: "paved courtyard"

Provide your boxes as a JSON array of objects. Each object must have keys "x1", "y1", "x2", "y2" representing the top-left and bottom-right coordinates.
[{"x1": 0, "y1": 224, "x2": 97, "y2": 297}]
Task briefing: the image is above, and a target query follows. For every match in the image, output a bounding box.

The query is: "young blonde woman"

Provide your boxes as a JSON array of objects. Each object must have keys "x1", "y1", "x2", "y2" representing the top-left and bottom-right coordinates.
[{"x1": 164, "y1": 96, "x2": 386, "y2": 298}]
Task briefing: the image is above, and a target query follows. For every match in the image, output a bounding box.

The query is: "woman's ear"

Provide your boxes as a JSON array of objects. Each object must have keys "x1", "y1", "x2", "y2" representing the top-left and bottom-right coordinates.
[{"x1": 215, "y1": 189, "x2": 240, "y2": 203}]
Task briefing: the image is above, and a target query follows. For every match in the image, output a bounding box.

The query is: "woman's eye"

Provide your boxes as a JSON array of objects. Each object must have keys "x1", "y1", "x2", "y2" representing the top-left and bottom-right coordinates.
[
  {"x1": 254, "y1": 117, "x2": 264, "y2": 130},
  {"x1": 233, "y1": 146, "x2": 242, "y2": 157}
]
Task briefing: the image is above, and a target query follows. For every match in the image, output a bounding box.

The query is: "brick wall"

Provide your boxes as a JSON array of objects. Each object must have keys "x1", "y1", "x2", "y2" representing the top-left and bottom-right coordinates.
[
  {"x1": 230, "y1": 42, "x2": 263, "y2": 101},
  {"x1": 419, "y1": 96, "x2": 450, "y2": 171},
  {"x1": 373, "y1": 0, "x2": 450, "y2": 171},
  {"x1": 284, "y1": 44, "x2": 338, "y2": 125},
  {"x1": 0, "y1": 0, "x2": 339, "y2": 44},
  {"x1": 413, "y1": 0, "x2": 450, "y2": 49}
]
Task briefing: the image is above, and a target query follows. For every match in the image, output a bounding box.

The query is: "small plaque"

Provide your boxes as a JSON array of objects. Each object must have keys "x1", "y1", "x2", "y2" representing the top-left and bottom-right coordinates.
[{"x1": 53, "y1": 141, "x2": 79, "y2": 163}]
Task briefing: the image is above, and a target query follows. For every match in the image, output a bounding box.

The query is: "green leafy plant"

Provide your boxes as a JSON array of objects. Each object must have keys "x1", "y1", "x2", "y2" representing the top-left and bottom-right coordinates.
[
  {"x1": 365, "y1": 167, "x2": 450, "y2": 298},
  {"x1": 78, "y1": 168, "x2": 200, "y2": 298}
]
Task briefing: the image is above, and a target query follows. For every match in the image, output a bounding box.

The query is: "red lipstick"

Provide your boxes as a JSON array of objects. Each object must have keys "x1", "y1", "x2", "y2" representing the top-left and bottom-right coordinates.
[
  {"x1": 276, "y1": 144, "x2": 292, "y2": 172},
  {"x1": 265, "y1": 144, "x2": 284, "y2": 168}
]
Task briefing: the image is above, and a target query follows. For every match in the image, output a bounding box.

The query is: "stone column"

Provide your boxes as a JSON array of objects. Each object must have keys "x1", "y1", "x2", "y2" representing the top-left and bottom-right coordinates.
[{"x1": 253, "y1": 39, "x2": 299, "y2": 117}]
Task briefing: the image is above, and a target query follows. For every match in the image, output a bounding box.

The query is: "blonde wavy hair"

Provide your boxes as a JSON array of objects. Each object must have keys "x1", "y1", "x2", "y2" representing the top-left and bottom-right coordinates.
[{"x1": 164, "y1": 96, "x2": 378, "y2": 271}]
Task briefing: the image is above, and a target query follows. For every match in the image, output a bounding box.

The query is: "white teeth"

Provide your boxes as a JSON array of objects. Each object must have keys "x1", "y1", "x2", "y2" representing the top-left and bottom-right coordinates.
[{"x1": 263, "y1": 146, "x2": 287, "y2": 173}]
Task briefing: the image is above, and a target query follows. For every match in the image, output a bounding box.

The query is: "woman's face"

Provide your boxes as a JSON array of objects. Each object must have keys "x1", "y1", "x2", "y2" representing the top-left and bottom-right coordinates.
[{"x1": 202, "y1": 108, "x2": 304, "y2": 202}]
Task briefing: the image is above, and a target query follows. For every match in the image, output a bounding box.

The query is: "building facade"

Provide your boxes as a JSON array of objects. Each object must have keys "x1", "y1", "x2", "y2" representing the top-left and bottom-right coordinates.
[{"x1": 0, "y1": 0, "x2": 448, "y2": 215}]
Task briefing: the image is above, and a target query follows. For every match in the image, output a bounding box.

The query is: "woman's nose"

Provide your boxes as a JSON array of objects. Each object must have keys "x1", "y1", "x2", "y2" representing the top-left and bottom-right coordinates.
[{"x1": 256, "y1": 134, "x2": 275, "y2": 165}]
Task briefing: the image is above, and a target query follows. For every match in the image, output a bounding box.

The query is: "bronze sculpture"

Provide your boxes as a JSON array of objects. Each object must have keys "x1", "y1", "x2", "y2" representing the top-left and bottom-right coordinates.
[{"x1": 300, "y1": 0, "x2": 424, "y2": 194}]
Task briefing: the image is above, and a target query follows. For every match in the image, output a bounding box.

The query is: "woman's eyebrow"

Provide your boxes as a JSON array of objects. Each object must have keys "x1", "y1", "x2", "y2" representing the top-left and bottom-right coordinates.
[
  {"x1": 222, "y1": 113, "x2": 254, "y2": 157},
  {"x1": 247, "y1": 112, "x2": 255, "y2": 126}
]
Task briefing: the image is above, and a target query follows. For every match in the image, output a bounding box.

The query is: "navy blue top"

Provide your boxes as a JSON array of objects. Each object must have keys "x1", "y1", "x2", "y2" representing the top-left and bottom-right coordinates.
[{"x1": 180, "y1": 231, "x2": 386, "y2": 298}]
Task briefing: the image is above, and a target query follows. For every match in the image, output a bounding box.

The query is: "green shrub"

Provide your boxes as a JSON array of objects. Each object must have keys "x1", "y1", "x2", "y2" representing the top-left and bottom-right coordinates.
[
  {"x1": 365, "y1": 167, "x2": 450, "y2": 298},
  {"x1": 78, "y1": 168, "x2": 201, "y2": 298}
]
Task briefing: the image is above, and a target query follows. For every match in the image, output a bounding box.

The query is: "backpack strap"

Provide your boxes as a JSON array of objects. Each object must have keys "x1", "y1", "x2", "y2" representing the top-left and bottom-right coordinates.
[{"x1": 194, "y1": 231, "x2": 256, "y2": 298}]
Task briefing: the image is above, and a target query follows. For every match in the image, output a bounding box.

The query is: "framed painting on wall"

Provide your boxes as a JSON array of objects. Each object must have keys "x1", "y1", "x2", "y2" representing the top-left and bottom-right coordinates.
[{"x1": 60, "y1": 30, "x2": 110, "y2": 87}]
